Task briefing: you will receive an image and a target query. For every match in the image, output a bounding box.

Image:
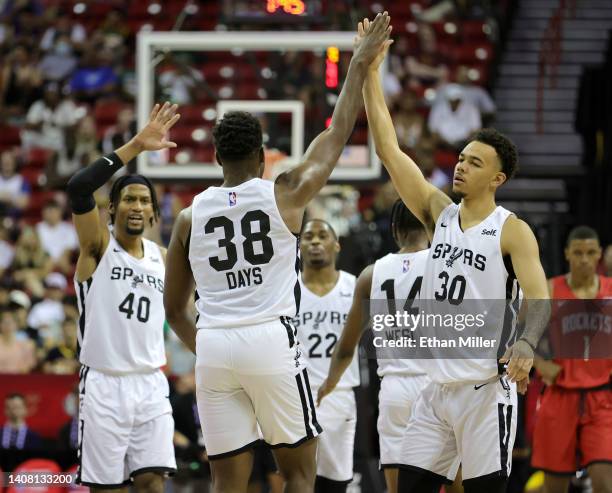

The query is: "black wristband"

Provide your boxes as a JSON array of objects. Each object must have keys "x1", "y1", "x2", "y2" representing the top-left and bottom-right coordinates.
[{"x1": 67, "y1": 152, "x2": 124, "y2": 214}]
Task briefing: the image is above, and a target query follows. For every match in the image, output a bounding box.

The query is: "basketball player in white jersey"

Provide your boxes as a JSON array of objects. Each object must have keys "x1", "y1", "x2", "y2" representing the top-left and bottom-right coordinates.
[
  {"x1": 359, "y1": 21, "x2": 550, "y2": 493},
  {"x1": 293, "y1": 219, "x2": 359, "y2": 492},
  {"x1": 66, "y1": 102, "x2": 181, "y2": 491},
  {"x1": 163, "y1": 14, "x2": 391, "y2": 493},
  {"x1": 319, "y1": 200, "x2": 451, "y2": 493}
]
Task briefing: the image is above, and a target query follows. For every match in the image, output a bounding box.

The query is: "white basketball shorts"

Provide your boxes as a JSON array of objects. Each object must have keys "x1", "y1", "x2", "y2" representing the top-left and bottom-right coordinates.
[
  {"x1": 399, "y1": 376, "x2": 517, "y2": 482},
  {"x1": 315, "y1": 388, "x2": 356, "y2": 482},
  {"x1": 76, "y1": 366, "x2": 176, "y2": 487},
  {"x1": 195, "y1": 318, "x2": 322, "y2": 459},
  {"x1": 377, "y1": 373, "x2": 430, "y2": 468}
]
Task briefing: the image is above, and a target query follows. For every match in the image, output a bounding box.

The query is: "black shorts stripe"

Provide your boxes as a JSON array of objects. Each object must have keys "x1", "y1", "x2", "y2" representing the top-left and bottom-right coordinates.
[
  {"x1": 293, "y1": 238, "x2": 301, "y2": 314},
  {"x1": 497, "y1": 403, "x2": 513, "y2": 476},
  {"x1": 77, "y1": 281, "x2": 87, "y2": 344},
  {"x1": 280, "y1": 316, "x2": 296, "y2": 348},
  {"x1": 302, "y1": 369, "x2": 322, "y2": 434},
  {"x1": 295, "y1": 371, "x2": 314, "y2": 439},
  {"x1": 76, "y1": 365, "x2": 89, "y2": 484}
]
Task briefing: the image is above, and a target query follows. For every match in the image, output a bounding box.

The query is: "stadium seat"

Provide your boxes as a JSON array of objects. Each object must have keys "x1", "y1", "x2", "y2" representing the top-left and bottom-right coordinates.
[
  {"x1": 0, "y1": 125, "x2": 21, "y2": 146},
  {"x1": 94, "y1": 101, "x2": 128, "y2": 126},
  {"x1": 434, "y1": 149, "x2": 457, "y2": 169},
  {"x1": 27, "y1": 148, "x2": 52, "y2": 169},
  {"x1": 6, "y1": 459, "x2": 62, "y2": 493}
]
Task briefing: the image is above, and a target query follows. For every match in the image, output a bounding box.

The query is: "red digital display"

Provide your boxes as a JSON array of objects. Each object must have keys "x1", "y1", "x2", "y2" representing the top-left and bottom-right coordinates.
[
  {"x1": 266, "y1": 0, "x2": 306, "y2": 15},
  {"x1": 325, "y1": 46, "x2": 339, "y2": 88}
]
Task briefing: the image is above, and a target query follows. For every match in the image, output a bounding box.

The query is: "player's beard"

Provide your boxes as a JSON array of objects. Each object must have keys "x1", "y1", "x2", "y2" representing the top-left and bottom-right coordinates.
[{"x1": 126, "y1": 224, "x2": 145, "y2": 236}]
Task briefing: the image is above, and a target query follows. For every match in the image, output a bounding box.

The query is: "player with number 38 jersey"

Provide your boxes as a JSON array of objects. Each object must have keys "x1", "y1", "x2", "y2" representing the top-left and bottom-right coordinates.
[{"x1": 165, "y1": 16, "x2": 391, "y2": 489}]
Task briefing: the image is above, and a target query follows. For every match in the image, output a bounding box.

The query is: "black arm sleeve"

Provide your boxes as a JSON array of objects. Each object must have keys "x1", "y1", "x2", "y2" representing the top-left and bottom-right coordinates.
[{"x1": 66, "y1": 152, "x2": 124, "y2": 214}]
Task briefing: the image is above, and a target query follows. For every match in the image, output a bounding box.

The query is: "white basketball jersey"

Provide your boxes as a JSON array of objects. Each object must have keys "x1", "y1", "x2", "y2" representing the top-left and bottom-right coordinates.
[
  {"x1": 189, "y1": 178, "x2": 299, "y2": 329},
  {"x1": 294, "y1": 271, "x2": 360, "y2": 390},
  {"x1": 423, "y1": 203, "x2": 520, "y2": 383},
  {"x1": 76, "y1": 235, "x2": 166, "y2": 373},
  {"x1": 371, "y1": 250, "x2": 430, "y2": 377}
]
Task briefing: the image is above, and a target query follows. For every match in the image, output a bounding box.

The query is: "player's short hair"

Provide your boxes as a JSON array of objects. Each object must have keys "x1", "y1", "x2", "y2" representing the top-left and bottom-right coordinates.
[
  {"x1": 212, "y1": 111, "x2": 263, "y2": 162},
  {"x1": 109, "y1": 175, "x2": 160, "y2": 226},
  {"x1": 391, "y1": 199, "x2": 424, "y2": 246},
  {"x1": 472, "y1": 128, "x2": 519, "y2": 180},
  {"x1": 566, "y1": 225, "x2": 600, "y2": 246},
  {"x1": 301, "y1": 219, "x2": 338, "y2": 240}
]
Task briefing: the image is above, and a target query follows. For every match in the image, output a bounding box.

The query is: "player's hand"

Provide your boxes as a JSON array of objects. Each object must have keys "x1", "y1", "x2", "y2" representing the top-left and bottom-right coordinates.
[
  {"x1": 132, "y1": 102, "x2": 181, "y2": 152},
  {"x1": 353, "y1": 12, "x2": 392, "y2": 66},
  {"x1": 516, "y1": 375, "x2": 530, "y2": 395},
  {"x1": 499, "y1": 339, "x2": 534, "y2": 383},
  {"x1": 536, "y1": 359, "x2": 562, "y2": 386},
  {"x1": 317, "y1": 378, "x2": 336, "y2": 406},
  {"x1": 355, "y1": 16, "x2": 394, "y2": 71}
]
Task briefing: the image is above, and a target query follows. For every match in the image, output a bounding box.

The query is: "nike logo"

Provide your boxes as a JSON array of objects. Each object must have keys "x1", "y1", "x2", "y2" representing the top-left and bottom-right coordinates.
[
  {"x1": 474, "y1": 383, "x2": 488, "y2": 390},
  {"x1": 113, "y1": 248, "x2": 121, "y2": 252},
  {"x1": 150, "y1": 257, "x2": 160, "y2": 263},
  {"x1": 103, "y1": 156, "x2": 114, "y2": 166},
  {"x1": 441, "y1": 223, "x2": 448, "y2": 227},
  {"x1": 340, "y1": 292, "x2": 352, "y2": 297}
]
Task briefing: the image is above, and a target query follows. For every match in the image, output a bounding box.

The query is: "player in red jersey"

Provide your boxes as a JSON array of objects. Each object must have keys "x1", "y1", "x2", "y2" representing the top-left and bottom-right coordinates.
[{"x1": 532, "y1": 226, "x2": 612, "y2": 493}]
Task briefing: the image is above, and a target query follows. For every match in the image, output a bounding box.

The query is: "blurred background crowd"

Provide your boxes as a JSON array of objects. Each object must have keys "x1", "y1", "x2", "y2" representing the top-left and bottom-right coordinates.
[{"x1": 0, "y1": 0, "x2": 611, "y2": 492}]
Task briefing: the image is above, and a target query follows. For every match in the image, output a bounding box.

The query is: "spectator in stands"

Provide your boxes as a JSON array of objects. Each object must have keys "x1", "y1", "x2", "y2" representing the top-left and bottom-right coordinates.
[
  {"x1": 35, "y1": 199, "x2": 78, "y2": 274},
  {"x1": 47, "y1": 115, "x2": 99, "y2": 189},
  {"x1": 1, "y1": 393, "x2": 42, "y2": 449},
  {"x1": 604, "y1": 244, "x2": 612, "y2": 277},
  {"x1": 8, "y1": 289, "x2": 34, "y2": 340},
  {"x1": 0, "y1": 280, "x2": 10, "y2": 308},
  {"x1": 157, "y1": 56, "x2": 205, "y2": 105},
  {"x1": 392, "y1": 89, "x2": 425, "y2": 150},
  {"x1": 0, "y1": 308, "x2": 36, "y2": 373},
  {"x1": 38, "y1": 34, "x2": 78, "y2": 83},
  {"x1": 405, "y1": 23, "x2": 449, "y2": 90},
  {"x1": 11, "y1": 226, "x2": 52, "y2": 298},
  {"x1": 97, "y1": 9, "x2": 129, "y2": 57},
  {"x1": 4, "y1": 0, "x2": 44, "y2": 47},
  {"x1": 0, "y1": 223, "x2": 14, "y2": 277},
  {"x1": 102, "y1": 107, "x2": 135, "y2": 155},
  {"x1": 21, "y1": 82, "x2": 80, "y2": 151},
  {"x1": 0, "y1": 149, "x2": 30, "y2": 218},
  {"x1": 437, "y1": 65, "x2": 496, "y2": 125},
  {"x1": 57, "y1": 386, "x2": 78, "y2": 451},
  {"x1": 69, "y1": 48, "x2": 119, "y2": 104},
  {"x1": 39, "y1": 11, "x2": 85, "y2": 53},
  {"x1": 27, "y1": 272, "x2": 67, "y2": 346},
  {"x1": 428, "y1": 83, "x2": 481, "y2": 149},
  {"x1": 413, "y1": 146, "x2": 451, "y2": 192},
  {"x1": 0, "y1": 43, "x2": 42, "y2": 119},
  {"x1": 42, "y1": 317, "x2": 78, "y2": 374}
]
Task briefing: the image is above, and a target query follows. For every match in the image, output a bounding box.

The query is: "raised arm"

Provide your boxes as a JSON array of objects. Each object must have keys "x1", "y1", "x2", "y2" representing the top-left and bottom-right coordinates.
[
  {"x1": 275, "y1": 13, "x2": 391, "y2": 231},
  {"x1": 317, "y1": 264, "x2": 373, "y2": 405},
  {"x1": 362, "y1": 42, "x2": 451, "y2": 233},
  {"x1": 164, "y1": 208, "x2": 197, "y2": 354},
  {"x1": 499, "y1": 216, "x2": 551, "y2": 384},
  {"x1": 67, "y1": 103, "x2": 180, "y2": 282}
]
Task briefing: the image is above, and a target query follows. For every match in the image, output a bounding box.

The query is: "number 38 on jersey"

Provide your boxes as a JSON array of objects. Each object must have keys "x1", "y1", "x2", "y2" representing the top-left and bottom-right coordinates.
[{"x1": 204, "y1": 209, "x2": 274, "y2": 290}]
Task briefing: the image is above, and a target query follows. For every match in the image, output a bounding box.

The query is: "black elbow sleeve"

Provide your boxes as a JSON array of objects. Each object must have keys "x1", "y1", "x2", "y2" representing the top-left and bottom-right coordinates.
[{"x1": 67, "y1": 153, "x2": 124, "y2": 215}]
